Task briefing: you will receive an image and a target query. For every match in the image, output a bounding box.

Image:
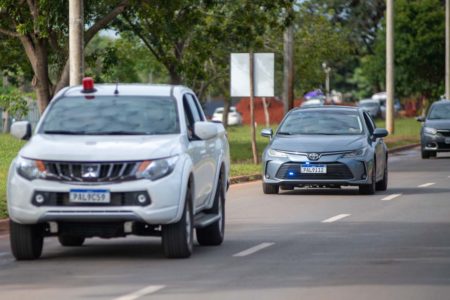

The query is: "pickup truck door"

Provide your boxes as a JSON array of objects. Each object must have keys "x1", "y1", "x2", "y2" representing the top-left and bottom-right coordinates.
[{"x1": 183, "y1": 94, "x2": 216, "y2": 210}]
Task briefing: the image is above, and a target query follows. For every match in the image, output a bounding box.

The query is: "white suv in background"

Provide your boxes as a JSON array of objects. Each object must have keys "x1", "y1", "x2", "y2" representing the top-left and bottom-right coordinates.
[
  {"x1": 212, "y1": 106, "x2": 242, "y2": 125},
  {"x1": 8, "y1": 78, "x2": 230, "y2": 260}
]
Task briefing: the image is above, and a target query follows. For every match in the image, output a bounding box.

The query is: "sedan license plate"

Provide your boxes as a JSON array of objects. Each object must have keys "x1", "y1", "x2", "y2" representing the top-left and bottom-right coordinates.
[
  {"x1": 300, "y1": 164, "x2": 327, "y2": 174},
  {"x1": 69, "y1": 189, "x2": 110, "y2": 203},
  {"x1": 445, "y1": 138, "x2": 450, "y2": 144}
]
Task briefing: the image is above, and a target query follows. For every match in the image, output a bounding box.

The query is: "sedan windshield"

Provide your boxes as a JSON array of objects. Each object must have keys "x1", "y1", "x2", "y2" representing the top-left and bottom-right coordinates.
[
  {"x1": 278, "y1": 110, "x2": 364, "y2": 135},
  {"x1": 40, "y1": 96, "x2": 179, "y2": 135},
  {"x1": 428, "y1": 104, "x2": 450, "y2": 120}
]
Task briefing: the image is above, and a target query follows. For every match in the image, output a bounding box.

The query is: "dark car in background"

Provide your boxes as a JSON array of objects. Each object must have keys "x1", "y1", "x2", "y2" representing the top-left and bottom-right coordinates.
[
  {"x1": 261, "y1": 106, "x2": 389, "y2": 195},
  {"x1": 418, "y1": 100, "x2": 450, "y2": 159}
]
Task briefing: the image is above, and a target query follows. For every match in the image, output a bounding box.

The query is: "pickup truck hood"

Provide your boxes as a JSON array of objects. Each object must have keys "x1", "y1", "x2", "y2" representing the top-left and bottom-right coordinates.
[
  {"x1": 271, "y1": 134, "x2": 367, "y2": 153},
  {"x1": 19, "y1": 134, "x2": 184, "y2": 162}
]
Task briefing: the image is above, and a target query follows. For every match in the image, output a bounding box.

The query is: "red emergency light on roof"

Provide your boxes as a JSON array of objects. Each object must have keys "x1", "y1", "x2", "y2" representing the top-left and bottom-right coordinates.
[{"x1": 81, "y1": 77, "x2": 96, "y2": 93}]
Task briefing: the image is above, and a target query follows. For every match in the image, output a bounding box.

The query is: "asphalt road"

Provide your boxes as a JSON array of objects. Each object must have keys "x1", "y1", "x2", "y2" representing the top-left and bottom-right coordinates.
[{"x1": 1, "y1": 147, "x2": 450, "y2": 300}]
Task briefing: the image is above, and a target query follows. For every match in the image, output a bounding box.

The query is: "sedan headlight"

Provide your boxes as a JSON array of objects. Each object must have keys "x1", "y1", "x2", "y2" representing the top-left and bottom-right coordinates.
[
  {"x1": 268, "y1": 149, "x2": 289, "y2": 158},
  {"x1": 137, "y1": 156, "x2": 178, "y2": 181},
  {"x1": 342, "y1": 147, "x2": 369, "y2": 158},
  {"x1": 16, "y1": 157, "x2": 46, "y2": 180},
  {"x1": 424, "y1": 127, "x2": 437, "y2": 135}
]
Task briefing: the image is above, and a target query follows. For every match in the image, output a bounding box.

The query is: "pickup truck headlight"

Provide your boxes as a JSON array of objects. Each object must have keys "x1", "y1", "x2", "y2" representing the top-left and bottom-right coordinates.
[
  {"x1": 342, "y1": 147, "x2": 369, "y2": 158},
  {"x1": 268, "y1": 149, "x2": 289, "y2": 158},
  {"x1": 137, "y1": 156, "x2": 178, "y2": 181},
  {"x1": 424, "y1": 127, "x2": 437, "y2": 135},
  {"x1": 16, "y1": 157, "x2": 46, "y2": 180}
]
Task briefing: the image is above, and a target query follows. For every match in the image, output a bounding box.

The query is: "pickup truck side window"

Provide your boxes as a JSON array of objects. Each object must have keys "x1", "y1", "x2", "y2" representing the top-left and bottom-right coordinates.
[
  {"x1": 187, "y1": 94, "x2": 205, "y2": 121},
  {"x1": 183, "y1": 95, "x2": 199, "y2": 140}
]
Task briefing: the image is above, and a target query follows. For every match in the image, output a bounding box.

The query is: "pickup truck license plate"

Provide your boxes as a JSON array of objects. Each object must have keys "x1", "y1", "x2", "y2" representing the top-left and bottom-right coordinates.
[
  {"x1": 300, "y1": 164, "x2": 327, "y2": 174},
  {"x1": 69, "y1": 189, "x2": 110, "y2": 203}
]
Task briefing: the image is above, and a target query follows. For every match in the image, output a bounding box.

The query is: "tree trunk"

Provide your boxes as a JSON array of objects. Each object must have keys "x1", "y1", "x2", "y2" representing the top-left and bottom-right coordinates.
[
  {"x1": 262, "y1": 97, "x2": 270, "y2": 127},
  {"x1": 34, "y1": 40, "x2": 52, "y2": 113},
  {"x1": 169, "y1": 68, "x2": 182, "y2": 85}
]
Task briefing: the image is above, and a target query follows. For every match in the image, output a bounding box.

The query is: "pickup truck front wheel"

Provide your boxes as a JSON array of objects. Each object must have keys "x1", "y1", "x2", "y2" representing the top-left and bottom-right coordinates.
[
  {"x1": 162, "y1": 190, "x2": 194, "y2": 258},
  {"x1": 10, "y1": 220, "x2": 44, "y2": 260},
  {"x1": 196, "y1": 178, "x2": 225, "y2": 246}
]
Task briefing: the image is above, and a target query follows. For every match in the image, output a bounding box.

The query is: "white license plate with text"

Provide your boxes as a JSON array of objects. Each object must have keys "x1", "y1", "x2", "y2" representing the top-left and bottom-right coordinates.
[
  {"x1": 69, "y1": 189, "x2": 110, "y2": 203},
  {"x1": 300, "y1": 165, "x2": 327, "y2": 174}
]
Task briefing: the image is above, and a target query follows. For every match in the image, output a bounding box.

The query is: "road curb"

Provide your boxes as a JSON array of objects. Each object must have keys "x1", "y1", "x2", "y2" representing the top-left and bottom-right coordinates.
[
  {"x1": 0, "y1": 218, "x2": 9, "y2": 235},
  {"x1": 389, "y1": 143, "x2": 420, "y2": 153}
]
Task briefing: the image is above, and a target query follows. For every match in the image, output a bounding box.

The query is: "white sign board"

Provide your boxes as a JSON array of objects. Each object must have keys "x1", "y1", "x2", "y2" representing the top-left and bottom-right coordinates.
[{"x1": 230, "y1": 53, "x2": 274, "y2": 97}]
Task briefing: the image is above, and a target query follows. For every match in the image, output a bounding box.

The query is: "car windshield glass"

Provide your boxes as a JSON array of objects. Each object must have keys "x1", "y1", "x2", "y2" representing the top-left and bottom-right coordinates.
[
  {"x1": 40, "y1": 96, "x2": 180, "y2": 135},
  {"x1": 428, "y1": 104, "x2": 450, "y2": 120},
  {"x1": 278, "y1": 110, "x2": 364, "y2": 135}
]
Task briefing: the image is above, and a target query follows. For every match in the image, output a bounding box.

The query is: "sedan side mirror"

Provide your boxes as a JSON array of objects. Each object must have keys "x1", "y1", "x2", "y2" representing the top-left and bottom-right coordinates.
[
  {"x1": 11, "y1": 121, "x2": 32, "y2": 140},
  {"x1": 416, "y1": 116, "x2": 425, "y2": 122},
  {"x1": 261, "y1": 128, "x2": 273, "y2": 138},
  {"x1": 194, "y1": 121, "x2": 218, "y2": 140},
  {"x1": 373, "y1": 128, "x2": 388, "y2": 138}
]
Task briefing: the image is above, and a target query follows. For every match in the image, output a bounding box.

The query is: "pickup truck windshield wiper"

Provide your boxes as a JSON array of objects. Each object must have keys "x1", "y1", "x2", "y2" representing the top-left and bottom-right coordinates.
[
  {"x1": 86, "y1": 131, "x2": 151, "y2": 135},
  {"x1": 43, "y1": 130, "x2": 86, "y2": 135}
]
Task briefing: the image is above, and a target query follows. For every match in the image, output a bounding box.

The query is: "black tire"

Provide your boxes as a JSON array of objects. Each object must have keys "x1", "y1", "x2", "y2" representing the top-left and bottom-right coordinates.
[
  {"x1": 421, "y1": 149, "x2": 430, "y2": 159},
  {"x1": 263, "y1": 182, "x2": 279, "y2": 194},
  {"x1": 280, "y1": 185, "x2": 294, "y2": 191},
  {"x1": 162, "y1": 190, "x2": 194, "y2": 258},
  {"x1": 58, "y1": 235, "x2": 85, "y2": 247},
  {"x1": 9, "y1": 220, "x2": 44, "y2": 260},
  {"x1": 196, "y1": 177, "x2": 225, "y2": 246},
  {"x1": 376, "y1": 164, "x2": 388, "y2": 191},
  {"x1": 359, "y1": 162, "x2": 376, "y2": 195}
]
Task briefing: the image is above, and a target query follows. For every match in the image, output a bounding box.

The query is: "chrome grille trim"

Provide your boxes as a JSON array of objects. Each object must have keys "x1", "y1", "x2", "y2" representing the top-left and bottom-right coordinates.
[{"x1": 43, "y1": 161, "x2": 140, "y2": 183}]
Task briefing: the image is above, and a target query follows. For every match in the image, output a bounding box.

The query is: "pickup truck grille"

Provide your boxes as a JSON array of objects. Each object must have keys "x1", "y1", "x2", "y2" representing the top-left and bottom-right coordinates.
[{"x1": 43, "y1": 161, "x2": 140, "y2": 183}]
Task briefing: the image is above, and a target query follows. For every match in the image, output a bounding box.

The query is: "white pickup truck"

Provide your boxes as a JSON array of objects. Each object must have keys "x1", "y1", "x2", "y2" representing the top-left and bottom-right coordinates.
[{"x1": 7, "y1": 78, "x2": 230, "y2": 260}]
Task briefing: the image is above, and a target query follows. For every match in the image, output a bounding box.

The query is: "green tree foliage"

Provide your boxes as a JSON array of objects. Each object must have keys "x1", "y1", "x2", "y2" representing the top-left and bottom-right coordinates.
[
  {"x1": 84, "y1": 33, "x2": 169, "y2": 83},
  {"x1": 118, "y1": 0, "x2": 292, "y2": 99},
  {"x1": 0, "y1": 0, "x2": 129, "y2": 112},
  {"x1": 293, "y1": 4, "x2": 351, "y2": 96},
  {"x1": 0, "y1": 87, "x2": 29, "y2": 118},
  {"x1": 357, "y1": 0, "x2": 445, "y2": 100}
]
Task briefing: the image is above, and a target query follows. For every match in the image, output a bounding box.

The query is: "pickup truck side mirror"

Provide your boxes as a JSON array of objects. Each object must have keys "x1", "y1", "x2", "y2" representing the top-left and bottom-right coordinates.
[
  {"x1": 194, "y1": 121, "x2": 218, "y2": 140},
  {"x1": 261, "y1": 128, "x2": 273, "y2": 138},
  {"x1": 11, "y1": 121, "x2": 32, "y2": 140}
]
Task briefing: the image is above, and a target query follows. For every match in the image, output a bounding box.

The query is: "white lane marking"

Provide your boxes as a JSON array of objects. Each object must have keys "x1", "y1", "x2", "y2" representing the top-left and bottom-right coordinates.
[
  {"x1": 382, "y1": 193, "x2": 402, "y2": 201},
  {"x1": 418, "y1": 182, "x2": 435, "y2": 188},
  {"x1": 233, "y1": 242, "x2": 275, "y2": 257},
  {"x1": 0, "y1": 252, "x2": 10, "y2": 257},
  {"x1": 322, "y1": 214, "x2": 351, "y2": 223},
  {"x1": 114, "y1": 285, "x2": 165, "y2": 300}
]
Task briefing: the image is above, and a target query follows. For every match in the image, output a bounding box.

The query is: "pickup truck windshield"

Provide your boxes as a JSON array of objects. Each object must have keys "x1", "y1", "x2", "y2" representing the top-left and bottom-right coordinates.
[{"x1": 40, "y1": 96, "x2": 180, "y2": 135}]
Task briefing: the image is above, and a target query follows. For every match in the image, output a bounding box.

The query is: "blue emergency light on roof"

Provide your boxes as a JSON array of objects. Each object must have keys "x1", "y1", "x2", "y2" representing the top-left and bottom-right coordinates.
[{"x1": 81, "y1": 77, "x2": 96, "y2": 93}]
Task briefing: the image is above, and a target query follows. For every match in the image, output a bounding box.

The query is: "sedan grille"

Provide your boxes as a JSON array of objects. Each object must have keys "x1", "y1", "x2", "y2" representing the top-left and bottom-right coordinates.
[
  {"x1": 276, "y1": 162, "x2": 354, "y2": 180},
  {"x1": 44, "y1": 162, "x2": 139, "y2": 183},
  {"x1": 438, "y1": 130, "x2": 450, "y2": 137}
]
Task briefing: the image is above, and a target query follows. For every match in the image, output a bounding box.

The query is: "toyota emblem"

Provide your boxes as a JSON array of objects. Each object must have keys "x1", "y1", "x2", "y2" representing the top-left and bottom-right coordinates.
[{"x1": 307, "y1": 153, "x2": 320, "y2": 161}]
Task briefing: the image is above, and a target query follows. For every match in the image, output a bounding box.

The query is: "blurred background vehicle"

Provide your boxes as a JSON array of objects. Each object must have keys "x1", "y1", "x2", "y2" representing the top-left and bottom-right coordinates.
[
  {"x1": 358, "y1": 99, "x2": 381, "y2": 118},
  {"x1": 372, "y1": 92, "x2": 402, "y2": 118},
  {"x1": 300, "y1": 98, "x2": 325, "y2": 108},
  {"x1": 212, "y1": 106, "x2": 242, "y2": 125}
]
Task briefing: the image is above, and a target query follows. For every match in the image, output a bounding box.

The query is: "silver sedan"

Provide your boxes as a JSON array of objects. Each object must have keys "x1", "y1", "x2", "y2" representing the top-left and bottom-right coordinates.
[{"x1": 261, "y1": 106, "x2": 389, "y2": 195}]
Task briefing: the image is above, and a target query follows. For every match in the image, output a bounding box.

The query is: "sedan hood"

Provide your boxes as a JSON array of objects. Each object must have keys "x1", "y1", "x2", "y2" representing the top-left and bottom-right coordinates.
[
  {"x1": 271, "y1": 134, "x2": 367, "y2": 153},
  {"x1": 20, "y1": 134, "x2": 184, "y2": 162},
  {"x1": 424, "y1": 119, "x2": 450, "y2": 130}
]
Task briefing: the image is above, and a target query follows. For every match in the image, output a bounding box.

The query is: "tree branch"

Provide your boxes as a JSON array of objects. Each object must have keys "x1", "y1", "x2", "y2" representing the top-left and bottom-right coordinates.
[
  {"x1": 0, "y1": 28, "x2": 21, "y2": 37},
  {"x1": 84, "y1": 0, "x2": 130, "y2": 44}
]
